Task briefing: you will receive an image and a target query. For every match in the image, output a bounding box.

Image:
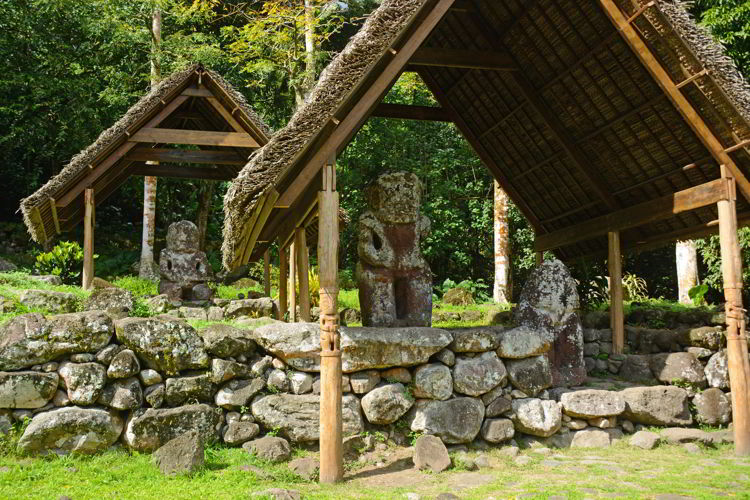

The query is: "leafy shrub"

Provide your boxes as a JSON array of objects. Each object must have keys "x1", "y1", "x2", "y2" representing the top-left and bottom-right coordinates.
[
  {"x1": 338, "y1": 269, "x2": 356, "y2": 290},
  {"x1": 688, "y1": 284, "x2": 709, "y2": 306},
  {"x1": 622, "y1": 273, "x2": 649, "y2": 302},
  {"x1": 34, "y1": 241, "x2": 89, "y2": 285}
]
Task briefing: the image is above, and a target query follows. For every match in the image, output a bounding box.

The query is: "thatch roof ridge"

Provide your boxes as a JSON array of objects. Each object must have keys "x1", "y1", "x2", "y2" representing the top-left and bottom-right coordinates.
[
  {"x1": 222, "y1": 0, "x2": 426, "y2": 268},
  {"x1": 648, "y1": 0, "x2": 750, "y2": 137},
  {"x1": 20, "y1": 63, "x2": 271, "y2": 243}
]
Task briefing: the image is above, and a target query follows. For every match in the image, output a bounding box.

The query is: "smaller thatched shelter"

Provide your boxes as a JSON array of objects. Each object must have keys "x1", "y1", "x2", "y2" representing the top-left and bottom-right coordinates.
[{"x1": 20, "y1": 64, "x2": 271, "y2": 246}]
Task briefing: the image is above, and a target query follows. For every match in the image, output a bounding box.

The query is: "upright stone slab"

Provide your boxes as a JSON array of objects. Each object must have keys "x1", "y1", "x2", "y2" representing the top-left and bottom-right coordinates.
[{"x1": 158, "y1": 221, "x2": 215, "y2": 301}]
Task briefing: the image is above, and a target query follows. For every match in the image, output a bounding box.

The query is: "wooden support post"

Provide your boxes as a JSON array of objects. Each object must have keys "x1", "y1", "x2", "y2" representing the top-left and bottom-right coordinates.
[
  {"x1": 535, "y1": 251, "x2": 544, "y2": 266},
  {"x1": 82, "y1": 188, "x2": 95, "y2": 290},
  {"x1": 318, "y1": 157, "x2": 342, "y2": 483},
  {"x1": 608, "y1": 231, "x2": 625, "y2": 355},
  {"x1": 289, "y1": 241, "x2": 297, "y2": 322},
  {"x1": 296, "y1": 227, "x2": 311, "y2": 322},
  {"x1": 279, "y1": 247, "x2": 288, "y2": 321},
  {"x1": 717, "y1": 166, "x2": 750, "y2": 455},
  {"x1": 263, "y1": 250, "x2": 271, "y2": 297}
]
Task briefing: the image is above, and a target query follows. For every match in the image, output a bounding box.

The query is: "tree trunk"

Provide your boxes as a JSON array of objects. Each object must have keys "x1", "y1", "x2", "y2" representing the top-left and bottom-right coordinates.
[
  {"x1": 676, "y1": 240, "x2": 699, "y2": 304},
  {"x1": 302, "y1": 0, "x2": 316, "y2": 100},
  {"x1": 196, "y1": 181, "x2": 216, "y2": 251},
  {"x1": 139, "y1": 7, "x2": 161, "y2": 280},
  {"x1": 493, "y1": 180, "x2": 511, "y2": 303}
]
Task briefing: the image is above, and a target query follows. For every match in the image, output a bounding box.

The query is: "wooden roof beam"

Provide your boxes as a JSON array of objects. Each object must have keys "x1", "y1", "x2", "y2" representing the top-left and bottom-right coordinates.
[
  {"x1": 129, "y1": 128, "x2": 259, "y2": 148},
  {"x1": 127, "y1": 148, "x2": 246, "y2": 165},
  {"x1": 130, "y1": 163, "x2": 235, "y2": 181},
  {"x1": 535, "y1": 178, "x2": 730, "y2": 251},
  {"x1": 410, "y1": 48, "x2": 516, "y2": 71},
  {"x1": 598, "y1": 0, "x2": 750, "y2": 202},
  {"x1": 371, "y1": 103, "x2": 451, "y2": 122}
]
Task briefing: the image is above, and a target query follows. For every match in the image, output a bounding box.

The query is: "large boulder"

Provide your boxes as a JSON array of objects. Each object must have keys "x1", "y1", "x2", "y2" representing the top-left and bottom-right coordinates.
[
  {"x1": 448, "y1": 327, "x2": 503, "y2": 353},
  {"x1": 115, "y1": 317, "x2": 209, "y2": 375},
  {"x1": 252, "y1": 323, "x2": 452, "y2": 373},
  {"x1": 442, "y1": 288, "x2": 474, "y2": 306},
  {"x1": 704, "y1": 350, "x2": 729, "y2": 389},
  {"x1": 0, "y1": 371, "x2": 58, "y2": 408},
  {"x1": 621, "y1": 386, "x2": 692, "y2": 426},
  {"x1": 494, "y1": 326, "x2": 552, "y2": 359},
  {"x1": 571, "y1": 429, "x2": 611, "y2": 449},
  {"x1": 452, "y1": 352, "x2": 507, "y2": 396},
  {"x1": 225, "y1": 298, "x2": 277, "y2": 319},
  {"x1": 480, "y1": 418, "x2": 515, "y2": 443},
  {"x1": 251, "y1": 394, "x2": 364, "y2": 442},
  {"x1": 18, "y1": 407, "x2": 123, "y2": 454},
  {"x1": 123, "y1": 404, "x2": 221, "y2": 452},
  {"x1": 223, "y1": 421, "x2": 260, "y2": 446},
  {"x1": 412, "y1": 364, "x2": 452, "y2": 401},
  {"x1": 19, "y1": 290, "x2": 78, "y2": 313},
  {"x1": 408, "y1": 397, "x2": 485, "y2": 444},
  {"x1": 84, "y1": 288, "x2": 135, "y2": 318},
  {"x1": 198, "y1": 324, "x2": 257, "y2": 358},
  {"x1": 619, "y1": 354, "x2": 655, "y2": 383},
  {"x1": 215, "y1": 378, "x2": 265, "y2": 410},
  {"x1": 505, "y1": 355, "x2": 552, "y2": 396},
  {"x1": 243, "y1": 436, "x2": 291, "y2": 463},
  {"x1": 0, "y1": 312, "x2": 113, "y2": 370},
  {"x1": 165, "y1": 374, "x2": 214, "y2": 406},
  {"x1": 693, "y1": 387, "x2": 732, "y2": 426},
  {"x1": 560, "y1": 390, "x2": 626, "y2": 419},
  {"x1": 58, "y1": 362, "x2": 107, "y2": 405},
  {"x1": 153, "y1": 431, "x2": 204, "y2": 475},
  {"x1": 510, "y1": 398, "x2": 561, "y2": 437},
  {"x1": 361, "y1": 383, "x2": 414, "y2": 425},
  {"x1": 649, "y1": 353, "x2": 707, "y2": 386}
]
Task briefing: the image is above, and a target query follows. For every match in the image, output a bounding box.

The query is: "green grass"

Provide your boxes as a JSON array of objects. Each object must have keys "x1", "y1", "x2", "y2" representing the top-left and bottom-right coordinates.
[
  {"x1": 338, "y1": 289, "x2": 360, "y2": 311},
  {"x1": 0, "y1": 271, "x2": 91, "y2": 326},
  {"x1": 0, "y1": 438, "x2": 747, "y2": 499},
  {"x1": 112, "y1": 276, "x2": 158, "y2": 297}
]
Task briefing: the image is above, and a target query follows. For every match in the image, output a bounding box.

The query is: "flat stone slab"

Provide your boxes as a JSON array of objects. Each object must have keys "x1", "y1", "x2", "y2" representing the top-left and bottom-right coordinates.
[{"x1": 252, "y1": 323, "x2": 452, "y2": 373}]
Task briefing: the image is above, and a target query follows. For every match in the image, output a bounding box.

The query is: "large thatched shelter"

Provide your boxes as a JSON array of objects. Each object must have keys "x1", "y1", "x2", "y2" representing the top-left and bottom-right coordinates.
[
  {"x1": 20, "y1": 64, "x2": 271, "y2": 246},
  {"x1": 221, "y1": 0, "x2": 750, "y2": 474}
]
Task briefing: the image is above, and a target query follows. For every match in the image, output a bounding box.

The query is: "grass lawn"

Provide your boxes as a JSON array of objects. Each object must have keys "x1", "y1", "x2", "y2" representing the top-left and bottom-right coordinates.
[{"x1": 0, "y1": 439, "x2": 748, "y2": 499}]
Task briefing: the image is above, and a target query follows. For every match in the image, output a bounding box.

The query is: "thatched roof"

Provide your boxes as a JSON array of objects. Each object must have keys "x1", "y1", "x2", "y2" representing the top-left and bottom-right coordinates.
[
  {"x1": 21, "y1": 64, "x2": 271, "y2": 244},
  {"x1": 222, "y1": 0, "x2": 750, "y2": 268}
]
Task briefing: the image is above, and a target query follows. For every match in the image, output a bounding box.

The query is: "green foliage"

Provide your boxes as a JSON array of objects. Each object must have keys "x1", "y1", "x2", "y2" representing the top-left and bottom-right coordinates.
[
  {"x1": 112, "y1": 276, "x2": 158, "y2": 297},
  {"x1": 130, "y1": 298, "x2": 154, "y2": 318},
  {"x1": 695, "y1": 228, "x2": 750, "y2": 303},
  {"x1": 688, "y1": 284, "x2": 710, "y2": 306},
  {"x1": 34, "y1": 241, "x2": 86, "y2": 285},
  {"x1": 338, "y1": 289, "x2": 360, "y2": 312},
  {"x1": 622, "y1": 273, "x2": 649, "y2": 302},
  {"x1": 0, "y1": 417, "x2": 30, "y2": 457},
  {"x1": 691, "y1": 0, "x2": 750, "y2": 76}
]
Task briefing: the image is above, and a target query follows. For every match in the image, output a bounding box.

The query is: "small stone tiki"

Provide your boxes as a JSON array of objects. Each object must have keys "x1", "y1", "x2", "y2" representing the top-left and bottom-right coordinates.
[
  {"x1": 158, "y1": 221, "x2": 214, "y2": 301},
  {"x1": 356, "y1": 172, "x2": 432, "y2": 327}
]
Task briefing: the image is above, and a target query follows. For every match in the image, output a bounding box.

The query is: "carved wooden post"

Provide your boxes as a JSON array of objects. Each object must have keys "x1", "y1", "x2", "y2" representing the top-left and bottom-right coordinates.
[
  {"x1": 289, "y1": 241, "x2": 297, "y2": 322},
  {"x1": 264, "y1": 249, "x2": 271, "y2": 297},
  {"x1": 296, "y1": 227, "x2": 311, "y2": 322},
  {"x1": 608, "y1": 231, "x2": 624, "y2": 355},
  {"x1": 318, "y1": 156, "x2": 342, "y2": 483},
  {"x1": 82, "y1": 188, "x2": 95, "y2": 290},
  {"x1": 279, "y1": 246, "x2": 288, "y2": 321},
  {"x1": 717, "y1": 166, "x2": 750, "y2": 455}
]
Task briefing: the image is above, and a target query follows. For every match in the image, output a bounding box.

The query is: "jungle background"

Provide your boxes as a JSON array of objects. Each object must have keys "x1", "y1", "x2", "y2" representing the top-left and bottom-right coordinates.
[{"x1": 1, "y1": 0, "x2": 749, "y2": 307}]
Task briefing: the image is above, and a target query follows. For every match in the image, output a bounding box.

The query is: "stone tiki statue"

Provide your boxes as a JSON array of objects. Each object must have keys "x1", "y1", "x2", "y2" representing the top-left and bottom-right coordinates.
[
  {"x1": 357, "y1": 172, "x2": 432, "y2": 327},
  {"x1": 158, "y1": 221, "x2": 214, "y2": 301}
]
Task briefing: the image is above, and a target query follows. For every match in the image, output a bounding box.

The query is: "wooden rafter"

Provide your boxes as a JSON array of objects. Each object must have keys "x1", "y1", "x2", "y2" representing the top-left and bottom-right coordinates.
[
  {"x1": 535, "y1": 178, "x2": 729, "y2": 251},
  {"x1": 409, "y1": 47, "x2": 516, "y2": 71},
  {"x1": 130, "y1": 163, "x2": 235, "y2": 181},
  {"x1": 126, "y1": 148, "x2": 246, "y2": 165},
  {"x1": 597, "y1": 0, "x2": 750, "y2": 202},
  {"x1": 129, "y1": 128, "x2": 259, "y2": 148}
]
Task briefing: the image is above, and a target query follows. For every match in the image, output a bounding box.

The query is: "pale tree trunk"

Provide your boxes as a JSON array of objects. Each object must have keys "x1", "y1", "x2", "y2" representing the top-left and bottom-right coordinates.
[
  {"x1": 676, "y1": 239, "x2": 699, "y2": 304},
  {"x1": 303, "y1": 0, "x2": 316, "y2": 99},
  {"x1": 493, "y1": 180, "x2": 512, "y2": 303},
  {"x1": 196, "y1": 181, "x2": 216, "y2": 251},
  {"x1": 139, "y1": 7, "x2": 161, "y2": 280}
]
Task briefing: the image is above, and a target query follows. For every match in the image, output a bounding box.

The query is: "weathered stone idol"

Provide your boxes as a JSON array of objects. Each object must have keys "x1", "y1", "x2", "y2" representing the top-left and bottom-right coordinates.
[
  {"x1": 356, "y1": 172, "x2": 432, "y2": 327},
  {"x1": 158, "y1": 221, "x2": 214, "y2": 301}
]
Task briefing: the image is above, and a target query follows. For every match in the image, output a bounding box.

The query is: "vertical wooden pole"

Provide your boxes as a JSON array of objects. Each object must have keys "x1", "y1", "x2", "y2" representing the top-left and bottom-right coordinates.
[
  {"x1": 289, "y1": 241, "x2": 297, "y2": 322},
  {"x1": 82, "y1": 188, "x2": 95, "y2": 290},
  {"x1": 279, "y1": 246, "x2": 288, "y2": 321},
  {"x1": 263, "y1": 249, "x2": 271, "y2": 297},
  {"x1": 296, "y1": 227, "x2": 311, "y2": 322},
  {"x1": 319, "y1": 156, "x2": 342, "y2": 483},
  {"x1": 717, "y1": 166, "x2": 750, "y2": 455},
  {"x1": 535, "y1": 251, "x2": 544, "y2": 266},
  {"x1": 608, "y1": 231, "x2": 624, "y2": 355}
]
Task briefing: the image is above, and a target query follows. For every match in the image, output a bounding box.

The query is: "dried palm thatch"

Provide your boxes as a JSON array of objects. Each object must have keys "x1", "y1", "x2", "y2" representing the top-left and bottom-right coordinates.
[
  {"x1": 20, "y1": 63, "x2": 271, "y2": 244},
  {"x1": 222, "y1": 0, "x2": 426, "y2": 269},
  {"x1": 222, "y1": 0, "x2": 750, "y2": 266}
]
